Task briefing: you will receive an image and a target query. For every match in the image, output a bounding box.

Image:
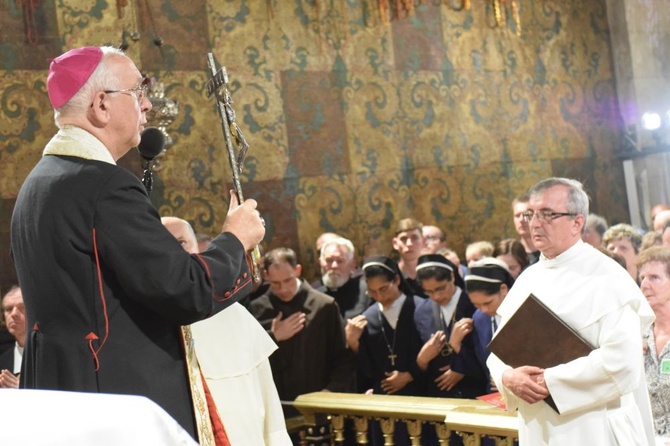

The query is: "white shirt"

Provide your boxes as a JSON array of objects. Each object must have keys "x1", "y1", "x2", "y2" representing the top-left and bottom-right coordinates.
[
  {"x1": 440, "y1": 287, "x2": 461, "y2": 328},
  {"x1": 13, "y1": 343, "x2": 23, "y2": 375},
  {"x1": 379, "y1": 294, "x2": 407, "y2": 329}
]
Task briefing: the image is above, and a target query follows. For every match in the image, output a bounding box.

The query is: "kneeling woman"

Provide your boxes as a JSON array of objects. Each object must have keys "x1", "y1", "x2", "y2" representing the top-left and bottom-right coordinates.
[
  {"x1": 463, "y1": 257, "x2": 514, "y2": 392},
  {"x1": 414, "y1": 254, "x2": 488, "y2": 399},
  {"x1": 351, "y1": 256, "x2": 424, "y2": 446}
]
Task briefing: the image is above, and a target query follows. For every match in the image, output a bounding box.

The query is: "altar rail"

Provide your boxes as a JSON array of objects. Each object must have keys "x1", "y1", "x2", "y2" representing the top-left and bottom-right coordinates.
[{"x1": 290, "y1": 392, "x2": 518, "y2": 446}]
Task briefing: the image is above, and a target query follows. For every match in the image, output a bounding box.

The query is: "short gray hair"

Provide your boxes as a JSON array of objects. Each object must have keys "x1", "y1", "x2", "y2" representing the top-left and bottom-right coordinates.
[
  {"x1": 54, "y1": 46, "x2": 127, "y2": 126},
  {"x1": 528, "y1": 177, "x2": 589, "y2": 218},
  {"x1": 319, "y1": 236, "x2": 355, "y2": 262},
  {"x1": 586, "y1": 214, "x2": 608, "y2": 237}
]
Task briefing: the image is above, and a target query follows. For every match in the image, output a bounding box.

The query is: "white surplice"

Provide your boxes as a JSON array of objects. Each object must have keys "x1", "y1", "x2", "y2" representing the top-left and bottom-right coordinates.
[
  {"x1": 190, "y1": 303, "x2": 292, "y2": 446},
  {"x1": 488, "y1": 240, "x2": 656, "y2": 445}
]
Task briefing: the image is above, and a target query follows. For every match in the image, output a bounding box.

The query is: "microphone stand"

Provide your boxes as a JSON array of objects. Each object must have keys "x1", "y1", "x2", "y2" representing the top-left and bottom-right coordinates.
[{"x1": 141, "y1": 158, "x2": 155, "y2": 195}]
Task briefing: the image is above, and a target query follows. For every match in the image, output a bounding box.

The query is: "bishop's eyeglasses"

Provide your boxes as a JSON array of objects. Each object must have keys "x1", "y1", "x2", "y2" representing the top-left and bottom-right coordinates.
[
  {"x1": 104, "y1": 78, "x2": 150, "y2": 104},
  {"x1": 521, "y1": 210, "x2": 577, "y2": 224}
]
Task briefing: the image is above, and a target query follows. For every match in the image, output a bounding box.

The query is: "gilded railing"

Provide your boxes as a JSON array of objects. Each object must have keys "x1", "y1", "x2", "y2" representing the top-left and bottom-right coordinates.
[{"x1": 290, "y1": 392, "x2": 518, "y2": 446}]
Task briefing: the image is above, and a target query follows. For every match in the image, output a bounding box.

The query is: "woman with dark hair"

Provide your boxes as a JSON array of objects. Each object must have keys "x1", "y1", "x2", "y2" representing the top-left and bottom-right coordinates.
[
  {"x1": 494, "y1": 238, "x2": 529, "y2": 279},
  {"x1": 463, "y1": 258, "x2": 515, "y2": 392},
  {"x1": 351, "y1": 255, "x2": 424, "y2": 446},
  {"x1": 414, "y1": 254, "x2": 487, "y2": 399}
]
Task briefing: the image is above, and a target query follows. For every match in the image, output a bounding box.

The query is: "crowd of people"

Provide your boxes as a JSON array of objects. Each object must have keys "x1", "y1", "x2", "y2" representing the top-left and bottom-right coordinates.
[{"x1": 2, "y1": 44, "x2": 670, "y2": 446}]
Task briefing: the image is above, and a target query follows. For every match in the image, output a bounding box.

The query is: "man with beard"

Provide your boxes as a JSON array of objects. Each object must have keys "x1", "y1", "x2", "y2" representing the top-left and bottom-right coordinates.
[{"x1": 317, "y1": 237, "x2": 370, "y2": 321}]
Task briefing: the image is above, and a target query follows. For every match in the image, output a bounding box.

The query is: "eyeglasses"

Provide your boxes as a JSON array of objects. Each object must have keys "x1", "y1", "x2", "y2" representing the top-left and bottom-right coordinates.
[
  {"x1": 104, "y1": 79, "x2": 149, "y2": 104},
  {"x1": 521, "y1": 210, "x2": 577, "y2": 224}
]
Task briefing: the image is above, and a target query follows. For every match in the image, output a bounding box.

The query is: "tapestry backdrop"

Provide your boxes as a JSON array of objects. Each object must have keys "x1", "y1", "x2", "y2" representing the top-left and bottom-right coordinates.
[{"x1": 0, "y1": 0, "x2": 629, "y2": 289}]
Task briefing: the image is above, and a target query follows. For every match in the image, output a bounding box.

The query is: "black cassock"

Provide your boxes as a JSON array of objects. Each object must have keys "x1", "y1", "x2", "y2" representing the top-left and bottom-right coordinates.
[
  {"x1": 11, "y1": 155, "x2": 251, "y2": 439},
  {"x1": 317, "y1": 272, "x2": 371, "y2": 320},
  {"x1": 414, "y1": 288, "x2": 488, "y2": 398},
  {"x1": 250, "y1": 281, "x2": 354, "y2": 416}
]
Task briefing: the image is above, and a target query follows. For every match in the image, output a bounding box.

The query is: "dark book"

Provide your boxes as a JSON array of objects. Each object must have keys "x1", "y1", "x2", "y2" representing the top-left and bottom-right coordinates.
[{"x1": 487, "y1": 293, "x2": 595, "y2": 414}]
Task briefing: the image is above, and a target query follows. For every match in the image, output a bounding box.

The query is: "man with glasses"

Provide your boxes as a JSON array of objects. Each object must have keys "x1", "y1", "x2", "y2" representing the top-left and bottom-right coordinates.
[
  {"x1": 487, "y1": 177, "x2": 655, "y2": 445},
  {"x1": 512, "y1": 195, "x2": 541, "y2": 265},
  {"x1": 421, "y1": 225, "x2": 448, "y2": 255},
  {"x1": 10, "y1": 46, "x2": 265, "y2": 441}
]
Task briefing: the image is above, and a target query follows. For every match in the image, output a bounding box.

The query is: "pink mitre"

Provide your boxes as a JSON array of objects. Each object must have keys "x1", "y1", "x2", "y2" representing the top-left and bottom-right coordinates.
[{"x1": 47, "y1": 46, "x2": 103, "y2": 109}]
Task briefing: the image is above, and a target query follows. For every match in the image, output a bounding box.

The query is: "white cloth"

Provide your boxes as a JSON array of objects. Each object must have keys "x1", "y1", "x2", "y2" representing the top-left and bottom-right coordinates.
[
  {"x1": 2, "y1": 389, "x2": 197, "y2": 445},
  {"x1": 190, "y1": 303, "x2": 291, "y2": 446},
  {"x1": 440, "y1": 287, "x2": 461, "y2": 326},
  {"x1": 42, "y1": 125, "x2": 116, "y2": 164},
  {"x1": 378, "y1": 293, "x2": 407, "y2": 329},
  {"x1": 13, "y1": 342, "x2": 22, "y2": 375},
  {"x1": 488, "y1": 240, "x2": 656, "y2": 445}
]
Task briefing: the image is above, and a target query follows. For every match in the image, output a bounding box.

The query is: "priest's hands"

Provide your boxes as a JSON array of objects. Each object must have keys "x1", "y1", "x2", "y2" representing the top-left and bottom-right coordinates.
[
  {"x1": 381, "y1": 371, "x2": 413, "y2": 394},
  {"x1": 271, "y1": 311, "x2": 305, "y2": 341},
  {"x1": 0, "y1": 369, "x2": 19, "y2": 389},
  {"x1": 345, "y1": 315, "x2": 367, "y2": 353},
  {"x1": 502, "y1": 366, "x2": 549, "y2": 404},
  {"x1": 221, "y1": 190, "x2": 265, "y2": 252},
  {"x1": 436, "y1": 366, "x2": 464, "y2": 391},
  {"x1": 417, "y1": 331, "x2": 446, "y2": 371}
]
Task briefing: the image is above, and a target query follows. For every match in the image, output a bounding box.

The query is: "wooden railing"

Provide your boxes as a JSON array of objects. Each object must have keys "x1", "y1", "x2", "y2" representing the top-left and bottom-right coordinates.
[{"x1": 290, "y1": 392, "x2": 518, "y2": 446}]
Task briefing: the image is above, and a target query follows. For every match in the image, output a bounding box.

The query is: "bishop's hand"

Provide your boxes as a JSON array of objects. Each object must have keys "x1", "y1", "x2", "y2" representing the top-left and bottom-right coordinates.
[{"x1": 221, "y1": 190, "x2": 265, "y2": 251}]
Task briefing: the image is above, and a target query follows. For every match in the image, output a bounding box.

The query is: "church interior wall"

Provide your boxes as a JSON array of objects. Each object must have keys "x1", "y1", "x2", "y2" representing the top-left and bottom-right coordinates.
[{"x1": 0, "y1": 0, "x2": 631, "y2": 289}]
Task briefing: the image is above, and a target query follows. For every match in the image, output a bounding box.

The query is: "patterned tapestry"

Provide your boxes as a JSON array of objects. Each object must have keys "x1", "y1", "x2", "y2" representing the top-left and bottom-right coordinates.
[{"x1": 0, "y1": 0, "x2": 629, "y2": 288}]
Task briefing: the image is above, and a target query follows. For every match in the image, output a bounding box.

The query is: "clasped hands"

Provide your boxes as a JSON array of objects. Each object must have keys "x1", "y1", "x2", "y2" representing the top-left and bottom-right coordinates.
[
  {"x1": 502, "y1": 366, "x2": 550, "y2": 404},
  {"x1": 0, "y1": 369, "x2": 19, "y2": 389}
]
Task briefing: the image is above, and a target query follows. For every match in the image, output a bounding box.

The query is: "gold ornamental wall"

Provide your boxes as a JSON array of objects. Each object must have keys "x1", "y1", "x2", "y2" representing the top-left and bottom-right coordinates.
[{"x1": 0, "y1": 1, "x2": 630, "y2": 286}]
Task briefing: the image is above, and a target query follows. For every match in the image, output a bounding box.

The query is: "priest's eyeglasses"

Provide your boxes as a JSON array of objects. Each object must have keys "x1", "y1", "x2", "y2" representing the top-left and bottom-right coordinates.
[
  {"x1": 104, "y1": 79, "x2": 150, "y2": 104},
  {"x1": 521, "y1": 210, "x2": 577, "y2": 224}
]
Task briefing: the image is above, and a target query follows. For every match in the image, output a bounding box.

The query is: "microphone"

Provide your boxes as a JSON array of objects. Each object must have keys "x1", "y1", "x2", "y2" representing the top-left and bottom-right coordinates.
[
  {"x1": 137, "y1": 127, "x2": 165, "y2": 195},
  {"x1": 137, "y1": 127, "x2": 165, "y2": 161}
]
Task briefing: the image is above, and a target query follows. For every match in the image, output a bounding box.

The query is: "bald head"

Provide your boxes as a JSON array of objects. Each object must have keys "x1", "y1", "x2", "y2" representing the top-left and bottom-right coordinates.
[
  {"x1": 161, "y1": 217, "x2": 198, "y2": 254},
  {"x1": 651, "y1": 204, "x2": 670, "y2": 226},
  {"x1": 654, "y1": 210, "x2": 670, "y2": 233}
]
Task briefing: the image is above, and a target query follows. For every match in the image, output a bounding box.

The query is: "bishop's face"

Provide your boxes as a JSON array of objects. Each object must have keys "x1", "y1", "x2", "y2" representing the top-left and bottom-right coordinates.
[{"x1": 103, "y1": 55, "x2": 152, "y2": 158}]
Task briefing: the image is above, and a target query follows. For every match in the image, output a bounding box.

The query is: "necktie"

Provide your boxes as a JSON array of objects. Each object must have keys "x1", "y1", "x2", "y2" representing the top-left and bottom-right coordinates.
[{"x1": 491, "y1": 316, "x2": 498, "y2": 334}]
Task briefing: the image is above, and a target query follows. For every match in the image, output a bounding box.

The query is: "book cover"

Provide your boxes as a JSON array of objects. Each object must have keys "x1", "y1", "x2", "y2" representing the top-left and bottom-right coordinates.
[
  {"x1": 487, "y1": 293, "x2": 595, "y2": 414},
  {"x1": 477, "y1": 392, "x2": 507, "y2": 410}
]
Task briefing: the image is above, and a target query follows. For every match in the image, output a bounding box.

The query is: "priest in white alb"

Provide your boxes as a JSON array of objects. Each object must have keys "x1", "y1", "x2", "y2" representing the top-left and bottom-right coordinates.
[{"x1": 487, "y1": 177, "x2": 655, "y2": 445}]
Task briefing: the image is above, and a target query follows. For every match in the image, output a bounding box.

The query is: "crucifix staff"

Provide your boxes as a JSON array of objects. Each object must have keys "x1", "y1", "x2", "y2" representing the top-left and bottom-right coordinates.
[{"x1": 205, "y1": 53, "x2": 263, "y2": 283}]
